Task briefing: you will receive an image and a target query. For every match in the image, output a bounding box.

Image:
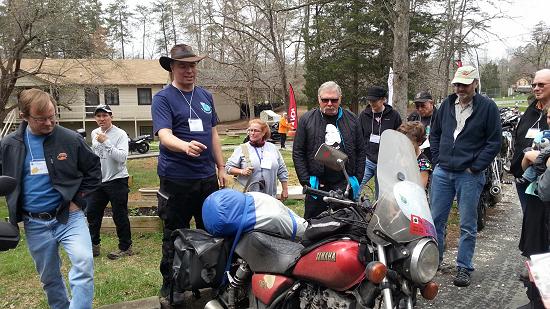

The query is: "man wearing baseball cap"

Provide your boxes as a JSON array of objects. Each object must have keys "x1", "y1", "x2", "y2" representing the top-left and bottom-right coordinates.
[
  {"x1": 408, "y1": 90, "x2": 437, "y2": 161},
  {"x1": 86, "y1": 104, "x2": 133, "y2": 260},
  {"x1": 429, "y1": 65, "x2": 501, "y2": 287},
  {"x1": 358, "y1": 86, "x2": 402, "y2": 195},
  {"x1": 152, "y1": 44, "x2": 225, "y2": 308}
]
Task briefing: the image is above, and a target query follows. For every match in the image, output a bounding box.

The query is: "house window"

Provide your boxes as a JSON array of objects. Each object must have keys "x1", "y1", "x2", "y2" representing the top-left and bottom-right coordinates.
[
  {"x1": 137, "y1": 88, "x2": 152, "y2": 105},
  {"x1": 139, "y1": 126, "x2": 153, "y2": 137},
  {"x1": 85, "y1": 88, "x2": 100, "y2": 118},
  {"x1": 104, "y1": 88, "x2": 120, "y2": 105}
]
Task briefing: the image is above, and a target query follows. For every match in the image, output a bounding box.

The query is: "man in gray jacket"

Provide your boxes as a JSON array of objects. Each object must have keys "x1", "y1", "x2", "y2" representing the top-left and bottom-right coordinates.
[
  {"x1": 0, "y1": 88, "x2": 101, "y2": 309},
  {"x1": 87, "y1": 104, "x2": 133, "y2": 260}
]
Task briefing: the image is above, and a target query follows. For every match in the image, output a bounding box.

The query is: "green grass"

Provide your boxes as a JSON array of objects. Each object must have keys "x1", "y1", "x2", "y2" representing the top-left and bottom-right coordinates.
[{"x1": 220, "y1": 134, "x2": 247, "y2": 145}]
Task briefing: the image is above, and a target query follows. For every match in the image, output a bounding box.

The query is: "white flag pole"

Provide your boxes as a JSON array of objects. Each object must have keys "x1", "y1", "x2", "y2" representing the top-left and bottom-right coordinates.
[{"x1": 387, "y1": 67, "x2": 394, "y2": 106}]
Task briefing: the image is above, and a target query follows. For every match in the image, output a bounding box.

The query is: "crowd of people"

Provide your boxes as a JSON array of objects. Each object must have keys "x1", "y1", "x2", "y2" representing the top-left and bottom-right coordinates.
[{"x1": 1, "y1": 41, "x2": 549, "y2": 309}]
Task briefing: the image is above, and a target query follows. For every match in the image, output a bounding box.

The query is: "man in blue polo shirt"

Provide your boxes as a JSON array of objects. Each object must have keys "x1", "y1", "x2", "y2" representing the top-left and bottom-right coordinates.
[{"x1": 152, "y1": 43, "x2": 226, "y2": 308}]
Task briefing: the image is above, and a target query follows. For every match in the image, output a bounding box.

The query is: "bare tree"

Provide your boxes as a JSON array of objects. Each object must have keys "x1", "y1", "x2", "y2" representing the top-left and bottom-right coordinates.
[
  {"x1": 0, "y1": 0, "x2": 108, "y2": 122},
  {"x1": 391, "y1": 0, "x2": 411, "y2": 119}
]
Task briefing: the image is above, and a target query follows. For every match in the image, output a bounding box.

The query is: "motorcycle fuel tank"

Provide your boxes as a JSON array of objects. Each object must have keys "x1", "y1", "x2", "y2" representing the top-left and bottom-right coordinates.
[
  {"x1": 251, "y1": 274, "x2": 295, "y2": 305},
  {"x1": 292, "y1": 240, "x2": 366, "y2": 291}
]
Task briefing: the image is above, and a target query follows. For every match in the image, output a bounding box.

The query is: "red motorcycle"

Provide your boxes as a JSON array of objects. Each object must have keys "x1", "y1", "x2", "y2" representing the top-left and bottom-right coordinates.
[{"x1": 173, "y1": 130, "x2": 439, "y2": 309}]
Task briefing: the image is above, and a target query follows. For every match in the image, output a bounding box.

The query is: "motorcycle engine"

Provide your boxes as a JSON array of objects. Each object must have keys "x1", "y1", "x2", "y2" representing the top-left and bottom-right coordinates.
[{"x1": 299, "y1": 284, "x2": 355, "y2": 309}]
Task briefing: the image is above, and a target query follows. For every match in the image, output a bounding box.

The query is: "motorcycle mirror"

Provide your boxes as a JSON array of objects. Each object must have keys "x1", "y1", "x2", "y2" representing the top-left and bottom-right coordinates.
[
  {"x1": 0, "y1": 222, "x2": 19, "y2": 251},
  {"x1": 0, "y1": 176, "x2": 16, "y2": 196},
  {"x1": 313, "y1": 143, "x2": 348, "y2": 171}
]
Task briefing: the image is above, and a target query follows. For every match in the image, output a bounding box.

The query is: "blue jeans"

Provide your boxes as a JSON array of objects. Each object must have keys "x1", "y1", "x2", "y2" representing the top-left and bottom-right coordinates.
[
  {"x1": 24, "y1": 210, "x2": 94, "y2": 309},
  {"x1": 430, "y1": 166, "x2": 485, "y2": 271},
  {"x1": 360, "y1": 158, "x2": 379, "y2": 196},
  {"x1": 523, "y1": 166, "x2": 537, "y2": 183}
]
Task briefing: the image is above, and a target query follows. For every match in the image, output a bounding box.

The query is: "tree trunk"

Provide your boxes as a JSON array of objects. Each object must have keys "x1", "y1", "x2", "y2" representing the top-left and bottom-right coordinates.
[{"x1": 392, "y1": 0, "x2": 411, "y2": 120}]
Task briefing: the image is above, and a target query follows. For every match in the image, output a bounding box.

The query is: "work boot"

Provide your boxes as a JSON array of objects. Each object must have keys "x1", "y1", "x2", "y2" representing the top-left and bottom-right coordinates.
[
  {"x1": 107, "y1": 245, "x2": 133, "y2": 260},
  {"x1": 453, "y1": 267, "x2": 471, "y2": 287},
  {"x1": 92, "y1": 244, "x2": 100, "y2": 257}
]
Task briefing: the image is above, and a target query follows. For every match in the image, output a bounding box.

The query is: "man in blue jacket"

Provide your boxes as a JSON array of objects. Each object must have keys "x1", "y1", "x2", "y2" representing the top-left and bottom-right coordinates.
[{"x1": 429, "y1": 66, "x2": 501, "y2": 287}]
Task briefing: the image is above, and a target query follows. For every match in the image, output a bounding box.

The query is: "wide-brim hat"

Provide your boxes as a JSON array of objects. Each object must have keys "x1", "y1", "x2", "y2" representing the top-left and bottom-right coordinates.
[
  {"x1": 159, "y1": 44, "x2": 206, "y2": 72},
  {"x1": 451, "y1": 65, "x2": 479, "y2": 85},
  {"x1": 366, "y1": 86, "x2": 387, "y2": 101}
]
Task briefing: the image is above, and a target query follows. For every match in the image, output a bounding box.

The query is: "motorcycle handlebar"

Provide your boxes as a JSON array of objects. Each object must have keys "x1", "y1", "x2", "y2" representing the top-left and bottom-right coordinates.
[{"x1": 302, "y1": 186, "x2": 333, "y2": 198}]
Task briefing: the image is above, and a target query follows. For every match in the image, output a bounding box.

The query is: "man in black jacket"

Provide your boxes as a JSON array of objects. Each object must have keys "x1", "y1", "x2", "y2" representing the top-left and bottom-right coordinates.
[
  {"x1": 512, "y1": 69, "x2": 550, "y2": 309},
  {"x1": 358, "y1": 86, "x2": 402, "y2": 194},
  {"x1": 293, "y1": 81, "x2": 365, "y2": 219},
  {"x1": 429, "y1": 66, "x2": 501, "y2": 288},
  {"x1": 0, "y1": 88, "x2": 101, "y2": 309},
  {"x1": 407, "y1": 91, "x2": 437, "y2": 161}
]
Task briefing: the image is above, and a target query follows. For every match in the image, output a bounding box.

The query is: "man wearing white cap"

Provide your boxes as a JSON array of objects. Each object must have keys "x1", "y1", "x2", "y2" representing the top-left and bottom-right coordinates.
[{"x1": 429, "y1": 65, "x2": 501, "y2": 287}]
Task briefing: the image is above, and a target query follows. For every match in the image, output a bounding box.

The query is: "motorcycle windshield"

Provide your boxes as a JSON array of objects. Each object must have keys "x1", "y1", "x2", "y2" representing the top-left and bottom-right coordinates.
[{"x1": 367, "y1": 130, "x2": 436, "y2": 246}]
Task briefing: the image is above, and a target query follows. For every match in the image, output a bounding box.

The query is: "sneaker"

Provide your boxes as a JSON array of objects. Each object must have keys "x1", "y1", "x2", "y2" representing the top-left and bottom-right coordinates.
[
  {"x1": 92, "y1": 244, "x2": 100, "y2": 257},
  {"x1": 107, "y1": 246, "x2": 133, "y2": 260},
  {"x1": 453, "y1": 267, "x2": 471, "y2": 287}
]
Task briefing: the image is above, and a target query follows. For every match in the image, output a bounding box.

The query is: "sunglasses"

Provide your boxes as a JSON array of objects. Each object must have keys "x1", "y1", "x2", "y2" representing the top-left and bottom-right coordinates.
[
  {"x1": 531, "y1": 83, "x2": 548, "y2": 89},
  {"x1": 320, "y1": 98, "x2": 339, "y2": 103}
]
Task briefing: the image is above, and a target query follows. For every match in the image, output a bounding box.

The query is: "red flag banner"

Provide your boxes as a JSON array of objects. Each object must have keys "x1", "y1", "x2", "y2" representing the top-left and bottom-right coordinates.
[{"x1": 288, "y1": 83, "x2": 298, "y2": 129}]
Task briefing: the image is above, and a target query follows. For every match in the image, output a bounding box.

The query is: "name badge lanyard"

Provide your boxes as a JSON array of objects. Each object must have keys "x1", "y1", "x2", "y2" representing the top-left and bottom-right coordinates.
[
  {"x1": 525, "y1": 113, "x2": 543, "y2": 139},
  {"x1": 26, "y1": 129, "x2": 41, "y2": 163},
  {"x1": 177, "y1": 87, "x2": 201, "y2": 122},
  {"x1": 370, "y1": 112, "x2": 383, "y2": 140},
  {"x1": 26, "y1": 129, "x2": 48, "y2": 176}
]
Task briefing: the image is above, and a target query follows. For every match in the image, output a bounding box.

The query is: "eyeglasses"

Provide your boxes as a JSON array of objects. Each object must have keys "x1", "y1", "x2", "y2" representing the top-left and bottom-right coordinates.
[
  {"x1": 415, "y1": 103, "x2": 427, "y2": 109},
  {"x1": 247, "y1": 128, "x2": 262, "y2": 133},
  {"x1": 29, "y1": 114, "x2": 56, "y2": 123},
  {"x1": 452, "y1": 83, "x2": 471, "y2": 88},
  {"x1": 531, "y1": 83, "x2": 548, "y2": 89},
  {"x1": 320, "y1": 98, "x2": 339, "y2": 103}
]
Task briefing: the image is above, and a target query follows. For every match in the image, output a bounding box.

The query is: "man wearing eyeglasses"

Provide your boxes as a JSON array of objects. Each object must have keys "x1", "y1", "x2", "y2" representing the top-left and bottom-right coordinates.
[
  {"x1": 407, "y1": 91, "x2": 437, "y2": 161},
  {"x1": 0, "y1": 88, "x2": 101, "y2": 308},
  {"x1": 511, "y1": 69, "x2": 550, "y2": 308},
  {"x1": 429, "y1": 65, "x2": 501, "y2": 287},
  {"x1": 293, "y1": 81, "x2": 365, "y2": 219},
  {"x1": 152, "y1": 43, "x2": 226, "y2": 307}
]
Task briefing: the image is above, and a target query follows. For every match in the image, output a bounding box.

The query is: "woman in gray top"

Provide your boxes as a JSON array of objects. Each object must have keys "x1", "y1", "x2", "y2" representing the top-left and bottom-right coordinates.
[{"x1": 225, "y1": 119, "x2": 289, "y2": 200}]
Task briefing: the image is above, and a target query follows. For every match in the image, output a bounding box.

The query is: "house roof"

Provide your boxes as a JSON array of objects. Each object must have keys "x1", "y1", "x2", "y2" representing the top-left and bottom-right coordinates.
[
  {"x1": 20, "y1": 59, "x2": 171, "y2": 86},
  {"x1": 18, "y1": 59, "x2": 281, "y2": 94}
]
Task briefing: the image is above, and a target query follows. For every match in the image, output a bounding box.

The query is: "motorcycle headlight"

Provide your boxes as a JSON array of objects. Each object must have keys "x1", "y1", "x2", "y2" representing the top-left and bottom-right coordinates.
[{"x1": 403, "y1": 238, "x2": 439, "y2": 284}]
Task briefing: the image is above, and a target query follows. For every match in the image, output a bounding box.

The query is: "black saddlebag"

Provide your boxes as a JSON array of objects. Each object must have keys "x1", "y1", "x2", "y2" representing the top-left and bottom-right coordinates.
[
  {"x1": 171, "y1": 228, "x2": 231, "y2": 292},
  {"x1": 302, "y1": 207, "x2": 367, "y2": 247},
  {"x1": 0, "y1": 222, "x2": 19, "y2": 251}
]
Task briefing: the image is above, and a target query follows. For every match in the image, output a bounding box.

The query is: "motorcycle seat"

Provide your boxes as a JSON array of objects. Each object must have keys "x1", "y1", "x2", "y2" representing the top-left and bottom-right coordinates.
[{"x1": 235, "y1": 231, "x2": 304, "y2": 274}]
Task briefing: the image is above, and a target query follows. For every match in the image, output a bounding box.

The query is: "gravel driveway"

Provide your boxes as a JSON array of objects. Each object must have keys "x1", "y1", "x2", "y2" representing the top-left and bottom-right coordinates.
[{"x1": 417, "y1": 181, "x2": 529, "y2": 309}]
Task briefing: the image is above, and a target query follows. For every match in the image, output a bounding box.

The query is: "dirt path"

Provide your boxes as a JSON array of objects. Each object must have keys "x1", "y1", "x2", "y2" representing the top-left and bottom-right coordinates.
[{"x1": 417, "y1": 179, "x2": 529, "y2": 308}]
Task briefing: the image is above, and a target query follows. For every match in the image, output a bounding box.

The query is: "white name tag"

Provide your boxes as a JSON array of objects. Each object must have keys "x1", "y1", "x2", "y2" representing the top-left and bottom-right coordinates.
[
  {"x1": 261, "y1": 158, "x2": 272, "y2": 169},
  {"x1": 369, "y1": 134, "x2": 381, "y2": 144},
  {"x1": 526, "y1": 128, "x2": 540, "y2": 139},
  {"x1": 189, "y1": 118, "x2": 204, "y2": 132},
  {"x1": 30, "y1": 160, "x2": 49, "y2": 175}
]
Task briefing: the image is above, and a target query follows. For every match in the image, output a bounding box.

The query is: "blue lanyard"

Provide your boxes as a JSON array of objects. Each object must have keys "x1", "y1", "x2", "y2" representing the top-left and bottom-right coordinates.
[{"x1": 253, "y1": 147, "x2": 263, "y2": 164}]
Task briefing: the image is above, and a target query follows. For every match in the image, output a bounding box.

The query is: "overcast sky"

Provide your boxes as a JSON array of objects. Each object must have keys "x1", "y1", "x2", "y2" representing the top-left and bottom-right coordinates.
[
  {"x1": 110, "y1": 0, "x2": 549, "y2": 62},
  {"x1": 480, "y1": 0, "x2": 550, "y2": 60}
]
